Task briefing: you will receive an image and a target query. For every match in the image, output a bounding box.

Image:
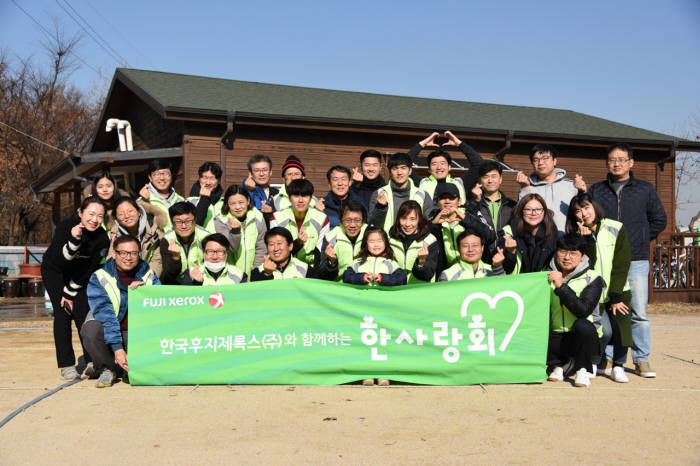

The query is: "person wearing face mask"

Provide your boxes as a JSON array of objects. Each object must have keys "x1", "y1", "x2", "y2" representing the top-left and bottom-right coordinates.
[
  {"x1": 214, "y1": 185, "x2": 267, "y2": 278},
  {"x1": 318, "y1": 165, "x2": 366, "y2": 229},
  {"x1": 159, "y1": 201, "x2": 210, "y2": 284},
  {"x1": 109, "y1": 197, "x2": 167, "y2": 277},
  {"x1": 184, "y1": 234, "x2": 246, "y2": 285},
  {"x1": 82, "y1": 235, "x2": 159, "y2": 387},
  {"x1": 138, "y1": 159, "x2": 185, "y2": 229},
  {"x1": 388, "y1": 201, "x2": 439, "y2": 284},
  {"x1": 250, "y1": 227, "x2": 318, "y2": 280},
  {"x1": 41, "y1": 196, "x2": 110, "y2": 380},
  {"x1": 188, "y1": 162, "x2": 224, "y2": 232},
  {"x1": 83, "y1": 171, "x2": 128, "y2": 231},
  {"x1": 316, "y1": 200, "x2": 367, "y2": 281}
]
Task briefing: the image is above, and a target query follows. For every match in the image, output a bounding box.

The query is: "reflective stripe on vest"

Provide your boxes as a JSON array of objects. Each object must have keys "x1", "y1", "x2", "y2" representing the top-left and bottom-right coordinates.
[
  {"x1": 441, "y1": 220, "x2": 466, "y2": 267},
  {"x1": 163, "y1": 225, "x2": 210, "y2": 283},
  {"x1": 271, "y1": 208, "x2": 327, "y2": 265},
  {"x1": 325, "y1": 224, "x2": 366, "y2": 281},
  {"x1": 592, "y1": 218, "x2": 630, "y2": 301},
  {"x1": 94, "y1": 267, "x2": 156, "y2": 316},
  {"x1": 216, "y1": 209, "x2": 264, "y2": 277},
  {"x1": 419, "y1": 176, "x2": 466, "y2": 203},
  {"x1": 502, "y1": 225, "x2": 522, "y2": 274},
  {"x1": 381, "y1": 181, "x2": 427, "y2": 232},
  {"x1": 389, "y1": 233, "x2": 438, "y2": 283},
  {"x1": 351, "y1": 256, "x2": 399, "y2": 275},
  {"x1": 440, "y1": 260, "x2": 492, "y2": 281},
  {"x1": 188, "y1": 197, "x2": 224, "y2": 233},
  {"x1": 200, "y1": 263, "x2": 245, "y2": 285},
  {"x1": 147, "y1": 187, "x2": 184, "y2": 229},
  {"x1": 550, "y1": 269, "x2": 603, "y2": 337},
  {"x1": 256, "y1": 257, "x2": 308, "y2": 279}
]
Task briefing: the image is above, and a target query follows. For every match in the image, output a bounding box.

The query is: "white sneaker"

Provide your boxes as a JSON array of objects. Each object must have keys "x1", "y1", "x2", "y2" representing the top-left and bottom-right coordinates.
[
  {"x1": 588, "y1": 364, "x2": 597, "y2": 379},
  {"x1": 547, "y1": 366, "x2": 564, "y2": 382},
  {"x1": 574, "y1": 368, "x2": 590, "y2": 387},
  {"x1": 60, "y1": 366, "x2": 79, "y2": 380},
  {"x1": 611, "y1": 366, "x2": 629, "y2": 383}
]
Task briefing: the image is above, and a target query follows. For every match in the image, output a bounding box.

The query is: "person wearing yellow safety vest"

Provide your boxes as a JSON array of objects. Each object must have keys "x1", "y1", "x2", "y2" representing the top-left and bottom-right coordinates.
[
  {"x1": 271, "y1": 155, "x2": 318, "y2": 213},
  {"x1": 270, "y1": 179, "x2": 330, "y2": 266},
  {"x1": 188, "y1": 162, "x2": 224, "y2": 233},
  {"x1": 546, "y1": 234, "x2": 605, "y2": 388},
  {"x1": 388, "y1": 201, "x2": 439, "y2": 284},
  {"x1": 566, "y1": 192, "x2": 633, "y2": 383},
  {"x1": 214, "y1": 185, "x2": 267, "y2": 279},
  {"x1": 251, "y1": 227, "x2": 318, "y2": 280},
  {"x1": 137, "y1": 160, "x2": 185, "y2": 230},
  {"x1": 159, "y1": 202, "x2": 209, "y2": 284},
  {"x1": 82, "y1": 235, "x2": 160, "y2": 388},
  {"x1": 428, "y1": 183, "x2": 496, "y2": 275},
  {"x1": 368, "y1": 152, "x2": 433, "y2": 233},
  {"x1": 470, "y1": 161, "x2": 517, "y2": 234},
  {"x1": 184, "y1": 233, "x2": 246, "y2": 285},
  {"x1": 343, "y1": 226, "x2": 407, "y2": 287},
  {"x1": 438, "y1": 229, "x2": 505, "y2": 281},
  {"x1": 316, "y1": 200, "x2": 367, "y2": 281}
]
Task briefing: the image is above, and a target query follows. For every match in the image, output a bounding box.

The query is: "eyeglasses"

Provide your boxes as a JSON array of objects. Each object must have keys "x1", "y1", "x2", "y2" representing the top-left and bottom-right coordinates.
[
  {"x1": 342, "y1": 218, "x2": 363, "y2": 225},
  {"x1": 114, "y1": 250, "x2": 139, "y2": 258},
  {"x1": 523, "y1": 207, "x2": 544, "y2": 215},
  {"x1": 532, "y1": 155, "x2": 552, "y2": 164},
  {"x1": 173, "y1": 219, "x2": 194, "y2": 226},
  {"x1": 116, "y1": 210, "x2": 138, "y2": 219},
  {"x1": 151, "y1": 170, "x2": 171, "y2": 178},
  {"x1": 557, "y1": 250, "x2": 582, "y2": 258},
  {"x1": 204, "y1": 250, "x2": 227, "y2": 257},
  {"x1": 607, "y1": 158, "x2": 630, "y2": 165},
  {"x1": 252, "y1": 168, "x2": 270, "y2": 174}
]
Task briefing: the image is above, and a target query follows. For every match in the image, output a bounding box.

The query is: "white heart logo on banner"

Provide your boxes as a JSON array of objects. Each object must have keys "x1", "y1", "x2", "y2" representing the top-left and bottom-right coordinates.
[{"x1": 460, "y1": 291, "x2": 524, "y2": 352}]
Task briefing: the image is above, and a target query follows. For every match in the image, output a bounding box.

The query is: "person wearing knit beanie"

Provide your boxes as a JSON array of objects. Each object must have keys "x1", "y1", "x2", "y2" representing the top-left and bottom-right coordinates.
[{"x1": 281, "y1": 155, "x2": 306, "y2": 184}]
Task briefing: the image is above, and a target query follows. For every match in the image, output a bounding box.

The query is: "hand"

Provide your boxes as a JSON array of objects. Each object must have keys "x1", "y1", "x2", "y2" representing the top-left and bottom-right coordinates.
[
  {"x1": 453, "y1": 208, "x2": 465, "y2": 221},
  {"x1": 297, "y1": 227, "x2": 308, "y2": 244},
  {"x1": 577, "y1": 221, "x2": 592, "y2": 236},
  {"x1": 610, "y1": 302, "x2": 629, "y2": 316},
  {"x1": 139, "y1": 184, "x2": 150, "y2": 201},
  {"x1": 377, "y1": 190, "x2": 387, "y2": 206},
  {"x1": 228, "y1": 216, "x2": 241, "y2": 229},
  {"x1": 548, "y1": 270, "x2": 563, "y2": 288},
  {"x1": 516, "y1": 171, "x2": 530, "y2": 189},
  {"x1": 114, "y1": 348, "x2": 129, "y2": 371},
  {"x1": 262, "y1": 255, "x2": 277, "y2": 274},
  {"x1": 471, "y1": 183, "x2": 483, "y2": 201},
  {"x1": 70, "y1": 223, "x2": 84, "y2": 240},
  {"x1": 167, "y1": 239, "x2": 181, "y2": 259},
  {"x1": 190, "y1": 265, "x2": 204, "y2": 283},
  {"x1": 129, "y1": 280, "x2": 145, "y2": 290},
  {"x1": 574, "y1": 173, "x2": 587, "y2": 192},
  {"x1": 492, "y1": 247, "x2": 505, "y2": 267},
  {"x1": 244, "y1": 173, "x2": 256, "y2": 190},
  {"x1": 352, "y1": 166, "x2": 363, "y2": 183},
  {"x1": 325, "y1": 243, "x2": 336, "y2": 261},
  {"x1": 442, "y1": 130, "x2": 462, "y2": 147},
  {"x1": 363, "y1": 273, "x2": 372, "y2": 284},
  {"x1": 60, "y1": 297, "x2": 73, "y2": 314},
  {"x1": 419, "y1": 131, "x2": 440, "y2": 148},
  {"x1": 504, "y1": 235, "x2": 517, "y2": 253},
  {"x1": 315, "y1": 198, "x2": 325, "y2": 211},
  {"x1": 199, "y1": 184, "x2": 212, "y2": 197},
  {"x1": 417, "y1": 242, "x2": 429, "y2": 266},
  {"x1": 260, "y1": 200, "x2": 272, "y2": 213}
]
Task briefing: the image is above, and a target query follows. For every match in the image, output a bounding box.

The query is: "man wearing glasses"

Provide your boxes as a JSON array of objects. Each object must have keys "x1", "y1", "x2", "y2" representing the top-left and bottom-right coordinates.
[
  {"x1": 316, "y1": 200, "x2": 367, "y2": 281},
  {"x1": 138, "y1": 159, "x2": 185, "y2": 229},
  {"x1": 577, "y1": 143, "x2": 667, "y2": 379},
  {"x1": 159, "y1": 202, "x2": 210, "y2": 284},
  {"x1": 516, "y1": 144, "x2": 579, "y2": 232},
  {"x1": 82, "y1": 235, "x2": 160, "y2": 388},
  {"x1": 184, "y1": 233, "x2": 246, "y2": 285},
  {"x1": 243, "y1": 154, "x2": 278, "y2": 214}
]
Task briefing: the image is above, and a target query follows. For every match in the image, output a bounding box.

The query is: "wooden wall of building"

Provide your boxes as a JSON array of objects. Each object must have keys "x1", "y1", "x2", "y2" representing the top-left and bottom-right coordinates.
[{"x1": 182, "y1": 122, "x2": 675, "y2": 238}]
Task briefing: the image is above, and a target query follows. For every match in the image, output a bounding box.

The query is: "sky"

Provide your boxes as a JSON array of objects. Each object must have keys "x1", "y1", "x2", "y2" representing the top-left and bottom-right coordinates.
[{"x1": 2, "y1": 0, "x2": 699, "y2": 227}]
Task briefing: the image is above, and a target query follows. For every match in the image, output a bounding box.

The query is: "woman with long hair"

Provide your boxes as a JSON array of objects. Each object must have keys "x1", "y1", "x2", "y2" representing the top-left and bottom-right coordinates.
[
  {"x1": 388, "y1": 200, "x2": 439, "y2": 284},
  {"x1": 41, "y1": 196, "x2": 110, "y2": 380},
  {"x1": 502, "y1": 193, "x2": 558, "y2": 274}
]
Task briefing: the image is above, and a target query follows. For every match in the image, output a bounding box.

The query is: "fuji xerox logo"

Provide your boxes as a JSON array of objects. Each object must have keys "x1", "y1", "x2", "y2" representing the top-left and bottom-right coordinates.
[{"x1": 142, "y1": 292, "x2": 224, "y2": 309}]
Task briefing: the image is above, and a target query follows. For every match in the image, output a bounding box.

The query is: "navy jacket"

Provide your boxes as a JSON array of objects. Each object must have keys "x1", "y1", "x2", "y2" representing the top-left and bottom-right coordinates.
[
  {"x1": 322, "y1": 190, "x2": 367, "y2": 229},
  {"x1": 588, "y1": 173, "x2": 666, "y2": 260}
]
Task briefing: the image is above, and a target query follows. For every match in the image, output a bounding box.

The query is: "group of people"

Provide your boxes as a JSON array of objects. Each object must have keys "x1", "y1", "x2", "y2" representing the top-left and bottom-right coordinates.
[{"x1": 41, "y1": 130, "x2": 666, "y2": 389}]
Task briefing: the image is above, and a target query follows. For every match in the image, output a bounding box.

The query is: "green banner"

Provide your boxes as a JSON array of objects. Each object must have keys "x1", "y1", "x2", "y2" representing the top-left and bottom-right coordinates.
[{"x1": 128, "y1": 272, "x2": 550, "y2": 385}]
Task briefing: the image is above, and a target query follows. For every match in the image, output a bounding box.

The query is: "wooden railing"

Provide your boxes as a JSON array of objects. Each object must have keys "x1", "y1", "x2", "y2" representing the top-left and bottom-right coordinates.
[{"x1": 650, "y1": 233, "x2": 700, "y2": 303}]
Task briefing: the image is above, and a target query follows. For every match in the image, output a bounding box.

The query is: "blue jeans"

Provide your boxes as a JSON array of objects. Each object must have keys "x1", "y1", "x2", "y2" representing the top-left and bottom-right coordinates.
[
  {"x1": 627, "y1": 260, "x2": 651, "y2": 362},
  {"x1": 600, "y1": 308, "x2": 627, "y2": 365}
]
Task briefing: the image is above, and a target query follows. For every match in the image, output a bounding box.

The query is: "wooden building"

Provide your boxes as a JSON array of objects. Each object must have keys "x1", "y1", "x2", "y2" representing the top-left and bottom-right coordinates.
[{"x1": 32, "y1": 68, "x2": 700, "y2": 300}]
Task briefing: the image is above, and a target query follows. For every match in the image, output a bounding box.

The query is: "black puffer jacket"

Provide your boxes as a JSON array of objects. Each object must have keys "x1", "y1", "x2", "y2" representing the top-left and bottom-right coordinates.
[{"x1": 588, "y1": 173, "x2": 666, "y2": 260}]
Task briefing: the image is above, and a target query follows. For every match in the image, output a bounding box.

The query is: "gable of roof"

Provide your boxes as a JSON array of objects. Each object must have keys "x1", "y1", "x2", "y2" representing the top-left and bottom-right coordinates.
[{"x1": 97, "y1": 68, "x2": 698, "y2": 150}]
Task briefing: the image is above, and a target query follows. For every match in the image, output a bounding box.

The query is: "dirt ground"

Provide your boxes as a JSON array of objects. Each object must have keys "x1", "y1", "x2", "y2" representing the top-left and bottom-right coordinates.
[{"x1": 0, "y1": 304, "x2": 698, "y2": 464}]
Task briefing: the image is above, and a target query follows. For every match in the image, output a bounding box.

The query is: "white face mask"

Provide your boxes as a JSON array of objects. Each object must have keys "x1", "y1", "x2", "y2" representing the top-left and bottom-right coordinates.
[{"x1": 204, "y1": 261, "x2": 226, "y2": 273}]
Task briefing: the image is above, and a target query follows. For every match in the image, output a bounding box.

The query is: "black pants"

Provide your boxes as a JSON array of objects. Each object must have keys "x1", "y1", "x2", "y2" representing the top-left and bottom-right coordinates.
[
  {"x1": 81, "y1": 320, "x2": 127, "y2": 373},
  {"x1": 42, "y1": 265, "x2": 91, "y2": 368},
  {"x1": 547, "y1": 318, "x2": 598, "y2": 374}
]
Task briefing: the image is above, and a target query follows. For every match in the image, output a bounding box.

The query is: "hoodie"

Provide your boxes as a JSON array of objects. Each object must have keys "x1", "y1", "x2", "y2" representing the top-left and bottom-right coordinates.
[{"x1": 519, "y1": 168, "x2": 578, "y2": 233}]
